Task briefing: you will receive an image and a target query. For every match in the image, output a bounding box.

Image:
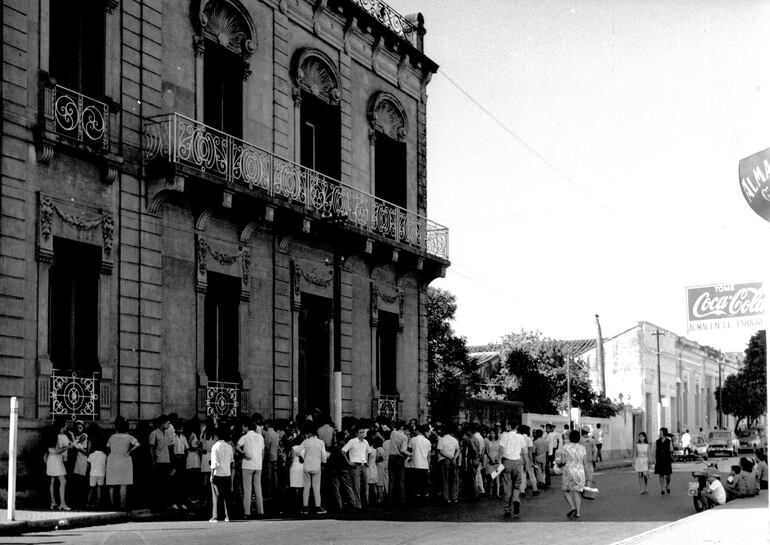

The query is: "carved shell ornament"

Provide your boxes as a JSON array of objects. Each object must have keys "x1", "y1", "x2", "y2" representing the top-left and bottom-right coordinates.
[
  {"x1": 298, "y1": 57, "x2": 340, "y2": 104},
  {"x1": 198, "y1": 0, "x2": 255, "y2": 57},
  {"x1": 369, "y1": 93, "x2": 408, "y2": 141}
]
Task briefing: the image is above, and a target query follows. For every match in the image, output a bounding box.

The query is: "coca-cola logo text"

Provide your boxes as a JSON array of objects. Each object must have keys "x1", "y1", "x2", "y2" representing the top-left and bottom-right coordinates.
[{"x1": 690, "y1": 285, "x2": 765, "y2": 320}]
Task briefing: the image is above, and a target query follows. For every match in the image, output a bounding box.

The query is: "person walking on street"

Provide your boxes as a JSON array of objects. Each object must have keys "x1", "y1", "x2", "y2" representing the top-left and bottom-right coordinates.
[
  {"x1": 560, "y1": 430, "x2": 586, "y2": 519},
  {"x1": 653, "y1": 427, "x2": 674, "y2": 495},
  {"x1": 633, "y1": 432, "x2": 650, "y2": 494},
  {"x1": 594, "y1": 423, "x2": 604, "y2": 463},
  {"x1": 545, "y1": 423, "x2": 561, "y2": 490},
  {"x1": 498, "y1": 420, "x2": 527, "y2": 518}
]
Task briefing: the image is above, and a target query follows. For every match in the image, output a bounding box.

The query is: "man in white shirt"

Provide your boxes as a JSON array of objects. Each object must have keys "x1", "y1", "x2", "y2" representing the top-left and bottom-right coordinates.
[
  {"x1": 437, "y1": 427, "x2": 460, "y2": 503},
  {"x1": 408, "y1": 425, "x2": 432, "y2": 499},
  {"x1": 545, "y1": 423, "x2": 561, "y2": 489},
  {"x1": 701, "y1": 473, "x2": 726, "y2": 507},
  {"x1": 342, "y1": 427, "x2": 369, "y2": 509},
  {"x1": 209, "y1": 427, "x2": 234, "y2": 522},
  {"x1": 681, "y1": 429, "x2": 692, "y2": 458},
  {"x1": 498, "y1": 421, "x2": 528, "y2": 517},
  {"x1": 236, "y1": 419, "x2": 265, "y2": 518}
]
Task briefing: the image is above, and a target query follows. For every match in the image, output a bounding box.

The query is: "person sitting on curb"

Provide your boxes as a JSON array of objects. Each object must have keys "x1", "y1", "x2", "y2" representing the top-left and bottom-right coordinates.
[
  {"x1": 725, "y1": 458, "x2": 759, "y2": 501},
  {"x1": 700, "y1": 472, "x2": 726, "y2": 508}
]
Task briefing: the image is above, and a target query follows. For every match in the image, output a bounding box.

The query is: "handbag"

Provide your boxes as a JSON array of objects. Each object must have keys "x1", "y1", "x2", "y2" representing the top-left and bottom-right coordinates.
[{"x1": 582, "y1": 480, "x2": 599, "y2": 500}]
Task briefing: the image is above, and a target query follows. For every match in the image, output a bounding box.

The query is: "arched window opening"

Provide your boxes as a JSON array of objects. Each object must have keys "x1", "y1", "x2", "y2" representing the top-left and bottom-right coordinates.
[
  {"x1": 369, "y1": 93, "x2": 408, "y2": 210},
  {"x1": 49, "y1": 0, "x2": 105, "y2": 97},
  {"x1": 195, "y1": 0, "x2": 256, "y2": 138},
  {"x1": 294, "y1": 51, "x2": 341, "y2": 180}
]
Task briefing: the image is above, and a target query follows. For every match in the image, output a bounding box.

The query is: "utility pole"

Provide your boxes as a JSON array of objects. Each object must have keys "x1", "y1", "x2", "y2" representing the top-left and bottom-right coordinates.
[
  {"x1": 718, "y1": 357, "x2": 723, "y2": 429},
  {"x1": 566, "y1": 350, "x2": 572, "y2": 430},
  {"x1": 652, "y1": 328, "x2": 664, "y2": 432}
]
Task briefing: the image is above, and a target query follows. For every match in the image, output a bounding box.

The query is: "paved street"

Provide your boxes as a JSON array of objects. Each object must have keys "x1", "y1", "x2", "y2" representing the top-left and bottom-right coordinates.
[{"x1": 0, "y1": 461, "x2": 744, "y2": 545}]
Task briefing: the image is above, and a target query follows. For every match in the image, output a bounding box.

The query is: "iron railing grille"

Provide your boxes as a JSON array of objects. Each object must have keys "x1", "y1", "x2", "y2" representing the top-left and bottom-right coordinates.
[
  {"x1": 50, "y1": 371, "x2": 100, "y2": 420},
  {"x1": 374, "y1": 395, "x2": 400, "y2": 421},
  {"x1": 43, "y1": 85, "x2": 110, "y2": 150},
  {"x1": 143, "y1": 113, "x2": 449, "y2": 260},
  {"x1": 206, "y1": 380, "x2": 241, "y2": 418},
  {"x1": 350, "y1": 0, "x2": 416, "y2": 43}
]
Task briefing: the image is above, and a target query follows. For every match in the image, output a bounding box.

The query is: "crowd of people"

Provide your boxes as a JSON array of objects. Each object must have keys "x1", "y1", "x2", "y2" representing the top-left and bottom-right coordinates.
[{"x1": 42, "y1": 413, "x2": 604, "y2": 520}]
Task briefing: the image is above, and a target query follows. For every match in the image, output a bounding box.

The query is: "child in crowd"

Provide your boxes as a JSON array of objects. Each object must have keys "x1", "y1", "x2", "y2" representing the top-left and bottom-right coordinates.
[{"x1": 86, "y1": 441, "x2": 107, "y2": 509}]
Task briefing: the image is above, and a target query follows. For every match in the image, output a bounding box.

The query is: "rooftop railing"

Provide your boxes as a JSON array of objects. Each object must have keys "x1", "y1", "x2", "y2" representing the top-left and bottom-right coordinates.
[
  {"x1": 143, "y1": 113, "x2": 448, "y2": 260},
  {"x1": 350, "y1": 0, "x2": 416, "y2": 44}
]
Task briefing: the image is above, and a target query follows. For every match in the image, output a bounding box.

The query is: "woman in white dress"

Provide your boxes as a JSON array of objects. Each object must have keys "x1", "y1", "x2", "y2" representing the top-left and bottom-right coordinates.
[
  {"x1": 289, "y1": 436, "x2": 305, "y2": 512},
  {"x1": 45, "y1": 420, "x2": 72, "y2": 510},
  {"x1": 633, "y1": 432, "x2": 650, "y2": 494}
]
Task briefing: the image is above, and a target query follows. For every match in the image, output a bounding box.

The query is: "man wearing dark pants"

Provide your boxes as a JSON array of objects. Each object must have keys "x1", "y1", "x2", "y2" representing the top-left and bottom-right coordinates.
[
  {"x1": 342, "y1": 427, "x2": 369, "y2": 509},
  {"x1": 499, "y1": 420, "x2": 528, "y2": 517},
  {"x1": 388, "y1": 421, "x2": 409, "y2": 507}
]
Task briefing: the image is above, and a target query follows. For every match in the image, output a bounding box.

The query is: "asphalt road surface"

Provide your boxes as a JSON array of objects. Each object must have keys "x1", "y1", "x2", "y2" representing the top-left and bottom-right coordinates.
[{"x1": 0, "y1": 459, "x2": 738, "y2": 545}]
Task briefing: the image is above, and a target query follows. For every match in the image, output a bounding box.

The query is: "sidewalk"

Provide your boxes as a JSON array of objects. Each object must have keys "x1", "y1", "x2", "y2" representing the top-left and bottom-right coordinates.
[
  {"x1": 613, "y1": 490, "x2": 769, "y2": 545},
  {"x1": 0, "y1": 507, "x2": 156, "y2": 535}
]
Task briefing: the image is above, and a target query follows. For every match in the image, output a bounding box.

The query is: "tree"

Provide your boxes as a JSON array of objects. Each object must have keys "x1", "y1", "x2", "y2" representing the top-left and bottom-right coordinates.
[
  {"x1": 500, "y1": 330, "x2": 619, "y2": 417},
  {"x1": 427, "y1": 287, "x2": 472, "y2": 421},
  {"x1": 717, "y1": 330, "x2": 767, "y2": 430}
]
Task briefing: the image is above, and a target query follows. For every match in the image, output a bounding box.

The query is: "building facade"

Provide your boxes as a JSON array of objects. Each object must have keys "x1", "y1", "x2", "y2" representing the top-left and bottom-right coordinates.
[
  {"x1": 580, "y1": 322, "x2": 742, "y2": 436},
  {"x1": 0, "y1": 0, "x2": 448, "y2": 464}
]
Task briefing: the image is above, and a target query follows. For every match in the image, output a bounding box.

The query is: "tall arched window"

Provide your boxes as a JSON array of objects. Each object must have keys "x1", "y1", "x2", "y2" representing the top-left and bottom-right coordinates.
[
  {"x1": 292, "y1": 50, "x2": 341, "y2": 179},
  {"x1": 192, "y1": 0, "x2": 256, "y2": 138},
  {"x1": 369, "y1": 93, "x2": 408, "y2": 209}
]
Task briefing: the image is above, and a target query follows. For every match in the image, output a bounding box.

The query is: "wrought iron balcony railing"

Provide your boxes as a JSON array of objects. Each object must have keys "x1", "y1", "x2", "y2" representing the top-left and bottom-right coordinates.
[
  {"x1": 205, "y1": 380, "x2": 241, "y2": 418},
  {"x1": 350, "y1": 0, "x2": 416, "y2": 44},
  {"x1": 49, "y1": 370, "x2": 100, "y2": 420},
  {"x1": 143, "y1": 113, "x2": 449, "y2": 260},
  {"x1": 43, "y1": 84, "x2": 111, "y2": 151}
]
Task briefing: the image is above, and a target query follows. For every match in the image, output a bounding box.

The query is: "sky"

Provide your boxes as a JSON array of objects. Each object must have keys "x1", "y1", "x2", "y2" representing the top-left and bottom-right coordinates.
[{"x1": 387, "y1": 0, "x2": 770, "y2": 352}]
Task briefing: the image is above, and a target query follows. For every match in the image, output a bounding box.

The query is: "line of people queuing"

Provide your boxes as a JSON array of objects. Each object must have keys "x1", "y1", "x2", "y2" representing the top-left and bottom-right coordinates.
[{"x1": 42, "y1": 412, "x2": 600, "y2": 520}]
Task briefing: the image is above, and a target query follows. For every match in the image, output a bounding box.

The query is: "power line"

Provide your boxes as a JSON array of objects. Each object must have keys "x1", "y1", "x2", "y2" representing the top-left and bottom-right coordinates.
[{"x1": 437, "y1": 68, "x2": 609, "y2": 211}]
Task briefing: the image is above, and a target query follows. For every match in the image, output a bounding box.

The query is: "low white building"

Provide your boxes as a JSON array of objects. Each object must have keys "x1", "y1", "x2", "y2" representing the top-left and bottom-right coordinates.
[{"x1": 579, "y1": 321, "x2": 743, "y2": 437}]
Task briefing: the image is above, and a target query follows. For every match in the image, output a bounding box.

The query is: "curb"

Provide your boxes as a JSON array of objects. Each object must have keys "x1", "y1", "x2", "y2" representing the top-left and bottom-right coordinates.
[{"x1": 0, "y1": 509, "x2": 153, "y2": 536}]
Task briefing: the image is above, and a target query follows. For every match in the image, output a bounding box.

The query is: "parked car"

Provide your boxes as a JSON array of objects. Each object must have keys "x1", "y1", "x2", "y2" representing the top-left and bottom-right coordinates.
[
  {"x1": 706, "y1": 429, "x2": 737, "y2": 457},
  {"x1": 737, "y1": 427, "x2": 766, "y2": 452},
  {"x1": 673, "y1": 432, "x2": 709, "y2": 461}
]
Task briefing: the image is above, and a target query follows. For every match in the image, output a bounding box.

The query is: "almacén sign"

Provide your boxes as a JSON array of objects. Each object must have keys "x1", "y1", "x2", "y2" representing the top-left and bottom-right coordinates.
[{"x1": 686, "y1": 282, "x2": 764, "y2": 333}]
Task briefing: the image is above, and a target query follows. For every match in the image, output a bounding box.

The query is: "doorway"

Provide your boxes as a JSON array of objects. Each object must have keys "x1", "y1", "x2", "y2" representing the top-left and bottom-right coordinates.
[{"x1": 298, "y1": 294, "x2": 332, "y2": 416}]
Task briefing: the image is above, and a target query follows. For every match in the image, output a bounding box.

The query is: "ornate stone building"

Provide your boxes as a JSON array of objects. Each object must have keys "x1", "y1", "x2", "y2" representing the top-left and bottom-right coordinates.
[
  {"x1": 0, "y1": 0, "x2": 448, "y2": 465},
  {"x1": 579, "y1": 322, "x2": 742, "y2": 436}
]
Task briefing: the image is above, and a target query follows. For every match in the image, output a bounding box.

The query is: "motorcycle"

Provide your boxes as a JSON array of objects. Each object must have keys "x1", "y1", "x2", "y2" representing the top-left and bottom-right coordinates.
[{"x1": 688, "y1": 461, "x2": 720, "y2": 512}]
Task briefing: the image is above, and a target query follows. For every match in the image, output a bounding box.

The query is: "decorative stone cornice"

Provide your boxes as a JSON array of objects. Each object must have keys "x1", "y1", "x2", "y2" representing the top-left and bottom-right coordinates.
[
  {"x1": 196, "y1": 234, "x2": 251, "y2": 300},
  {"x1": 37, "y1": 194, "x2": 115, "y2": 274}
]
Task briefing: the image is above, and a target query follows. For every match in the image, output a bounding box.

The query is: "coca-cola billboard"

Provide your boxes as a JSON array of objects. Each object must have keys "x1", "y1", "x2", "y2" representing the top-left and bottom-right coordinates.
[{"x1": 686, "y1": 282, "x2": 765, "y2": 333}]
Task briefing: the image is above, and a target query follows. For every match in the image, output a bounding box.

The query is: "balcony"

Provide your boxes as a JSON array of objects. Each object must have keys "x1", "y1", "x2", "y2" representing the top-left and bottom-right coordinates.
[{"x1": 143, "y1": 113, "x2": 449, "y2": 261}]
